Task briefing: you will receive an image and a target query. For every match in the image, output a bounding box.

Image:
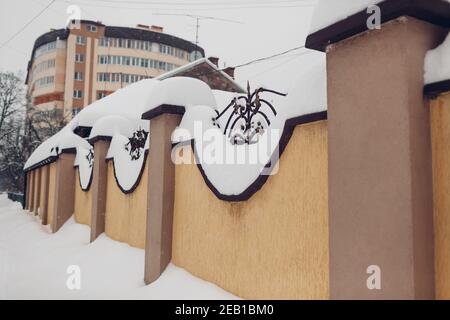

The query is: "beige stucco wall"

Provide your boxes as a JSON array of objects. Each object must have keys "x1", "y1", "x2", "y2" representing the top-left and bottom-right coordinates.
[
  {"x1": 430, "y1": 92, "x2": 450, "y2": 300},
  {"x1": 32, "y1": 169, "x2": 39, "y2": 215},
  {"x1": 104, "y1": 159, "x2": 148, "y2": 249},
  {"x1": 172, "y1": 121, "x2": 329, "y2": 299},
  {"x1": 73, "y1": 167, "x2": 92, "y2": 226},
  {"x1": 47, "y1": 162, "x2": 57, "y2": 227}
]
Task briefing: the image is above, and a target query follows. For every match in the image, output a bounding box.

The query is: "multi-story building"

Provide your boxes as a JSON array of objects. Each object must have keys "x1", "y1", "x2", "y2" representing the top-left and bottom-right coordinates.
[{"x1": 25, "y1": 20, "x2": 205, "y2": 118}]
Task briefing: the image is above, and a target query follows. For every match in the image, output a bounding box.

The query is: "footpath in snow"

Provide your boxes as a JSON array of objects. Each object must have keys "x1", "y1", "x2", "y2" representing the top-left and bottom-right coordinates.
[{"x1": 0, "y1": 194, "x2": 238, "y2": 300}]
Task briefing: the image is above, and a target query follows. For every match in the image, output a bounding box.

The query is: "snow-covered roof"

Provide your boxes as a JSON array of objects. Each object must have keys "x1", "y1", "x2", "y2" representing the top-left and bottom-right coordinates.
[
  {"x1": 425, "y1": 31, "x2": 450, "y2": 86},
  {"x1": 156, "y1": 57, "x2": 245, "y2": 93}
]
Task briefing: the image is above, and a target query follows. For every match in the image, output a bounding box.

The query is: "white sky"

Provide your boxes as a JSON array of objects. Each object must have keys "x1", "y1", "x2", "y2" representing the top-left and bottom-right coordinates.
[{"x1": 0, "y1": 0, "x2": 324, "y2": 92}]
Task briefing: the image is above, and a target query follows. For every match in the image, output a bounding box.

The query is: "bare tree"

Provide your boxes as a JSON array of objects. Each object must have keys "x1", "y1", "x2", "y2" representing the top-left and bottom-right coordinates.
[
  {"x1": 0, "y1": 71, "x2": 68, "y2": 192},
  {"x1": 0, "y1": 72, "x2": 24, "y2": 141}
]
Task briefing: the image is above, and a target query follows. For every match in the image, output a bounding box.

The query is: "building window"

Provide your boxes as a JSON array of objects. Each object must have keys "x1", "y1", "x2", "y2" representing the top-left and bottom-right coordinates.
[
  {"x1": 122, "y1": 56, "x2": 131, "y2": 66},
  {"x1": 75, "y1": 53, "x2": 84, "y2": 63},
  {"x1": 141, "y1": 58, "x2": 149, "y2": 68},
  {"x1": 72, "y1": 108, "x2": 81, "y2": 116},
  {"x1": 34, "y1": 76, "x2": 54, "y2": 88},
  {"x1": 158, "y1": 61, "x2": 166, "y2": 70},
  {"x1": 74, "y1": 71, "x2": 83, "y2": 81},
  {"x1": 131, "y1": 57, "x2": 139, "y2": 66},
  {"x1": 73, "y1": 90, "x2": 83, "y2": 99},
  {"x1": 97, "y1": 91, "x2": 107, "y2": 100},
  {"x1": 99, "y1": 37, "x2": 110, "y2": 47},
  {"x1": 76, "y1": 36, "x2": 86, "y2": 45},
  {"x1": 86, "y1": 25, "x2": 97, "y2": 32},
  {"x1": 34, "y1": 41, "x2": 57, "y2": 59}
]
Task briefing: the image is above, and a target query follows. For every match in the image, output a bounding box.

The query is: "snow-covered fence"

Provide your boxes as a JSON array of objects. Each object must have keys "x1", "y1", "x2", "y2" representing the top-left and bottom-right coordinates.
[{"x1": 22, "y1": 0, "x2": 450, "y2": 299}]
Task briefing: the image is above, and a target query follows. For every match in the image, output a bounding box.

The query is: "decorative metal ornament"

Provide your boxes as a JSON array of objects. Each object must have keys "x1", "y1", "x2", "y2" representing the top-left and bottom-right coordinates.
[
  {"x1": 86, "y1": 149, "x2": 94, "y2": 168},
  {"x1": 214, "y1": 81, "x2": 287, "y2": 145},
  {"x1": 125, "y1": 129, "x2": 148, "y2": 160}
]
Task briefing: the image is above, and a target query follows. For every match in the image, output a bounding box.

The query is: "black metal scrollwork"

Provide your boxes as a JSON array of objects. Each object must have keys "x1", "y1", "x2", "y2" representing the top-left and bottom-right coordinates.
[
  {"x1": 125, "y1": 129, "x2": 148, "y2": 160},
  {"x1": 86, "y1": 149, "x2": 94, "y2": 168},
  {"x1": 214, "y1": 81, "x2": 287, "y2": 145}
]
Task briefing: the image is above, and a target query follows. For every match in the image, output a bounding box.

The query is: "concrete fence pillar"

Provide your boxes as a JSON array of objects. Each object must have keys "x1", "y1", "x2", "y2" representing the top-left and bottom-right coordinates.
[
  {"x1": 142, "y1": 110, "x2": 183, "y2": 285},
  {"x1": 52, "y1": 152, "x2": 76, "y2": 233},
  {"x1": 40, "y1": 165, "x2": 50, "y2": 225},
  {"x1": 307, "y1": 3, "x2": 449, "y2": 299},
  {"x1": 89, "y1": 139, "x2": 110, "y2": 242}
]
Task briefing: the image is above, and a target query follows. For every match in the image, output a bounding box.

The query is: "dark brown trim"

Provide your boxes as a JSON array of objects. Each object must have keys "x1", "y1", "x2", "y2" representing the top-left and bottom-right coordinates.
[
  {"x1": 141, "y1": 104, "x2": 185, "y2": 121},
  {"x1": 73, "y1": 126, "x2": 92, "y2": 138},
  {"x1": 306, "y1": 0, "x2": 450, "y2": 52},
  {"x1": 88, "y1": 135, "x2": 113, "y2": 145},
  {"x1": 60, "y1": 147, "x2": 77, "y2": 154},
  {"x1": 173, "y1": 111, "x2": 328, "y2": 202},
  {"x1": 24, "y1": 155, "x2": 58, "y2": 173},
  {"x1": 424, "y1": 79, "x2": 450, "y2": 97},
  {"x1": 106, "y1": 151, "x2": 149, "y2": 194},
  {"x1": 24, "y1": 148, "x2": 77, "y2": 173}
]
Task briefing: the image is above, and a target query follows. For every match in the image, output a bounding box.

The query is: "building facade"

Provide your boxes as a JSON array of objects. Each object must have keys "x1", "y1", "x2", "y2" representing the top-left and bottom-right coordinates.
[{"x1": 26, "y1": 20, "x2": 204, "y2": 118}]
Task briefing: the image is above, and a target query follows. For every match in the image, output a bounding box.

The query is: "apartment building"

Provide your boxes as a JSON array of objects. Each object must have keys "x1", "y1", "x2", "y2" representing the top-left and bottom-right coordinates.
[{"x1": 25, "y1": 20, "x2": 204, "y2": 118}]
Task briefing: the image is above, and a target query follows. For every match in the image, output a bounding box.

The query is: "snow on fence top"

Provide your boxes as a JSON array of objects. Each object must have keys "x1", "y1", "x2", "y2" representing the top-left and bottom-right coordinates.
[
  {"x1": 309, "y1": 0, "x2": 383, "y2": 34},
  {"x1": 24, "y1": 65, "x2": 327, "y2": 197},
  {"x1": 309, "y1": 0, "x2": 450, "y2": 34},
  {"x1": 425, "y1": 31, "x2": 450, "y2": 85},
  {"x1": 172, "y1": 62, "x2": 327, "y2": 198},
  {"x1": 142, "y1": 77, "x2": 217, "y2": 119},
  {"x1": 77, "y1": 78, "x2": 159, "y2": 129}
]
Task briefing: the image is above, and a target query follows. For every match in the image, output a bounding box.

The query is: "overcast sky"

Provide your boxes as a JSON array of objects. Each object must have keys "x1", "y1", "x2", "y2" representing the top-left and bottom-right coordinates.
[{"x1": 0, "y1": 0, "x2": 324, "y2": 91}]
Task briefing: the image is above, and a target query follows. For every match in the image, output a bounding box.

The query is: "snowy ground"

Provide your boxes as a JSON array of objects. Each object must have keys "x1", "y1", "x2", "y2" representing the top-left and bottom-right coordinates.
[{"x1": 0, "y1": 194, "x2": 238, "y2": 300}]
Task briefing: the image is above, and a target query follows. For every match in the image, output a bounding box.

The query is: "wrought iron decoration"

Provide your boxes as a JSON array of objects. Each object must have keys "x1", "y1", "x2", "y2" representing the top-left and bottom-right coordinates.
[
  {"x1": 86, "y1": 149, "x2": 94, "y2": 168},
  {"x1": 214, "y1": 82, "x2": 287, "y2": 145},
  {"x1": 125, "y1": 129, "x2": 148, "y2": 160}
]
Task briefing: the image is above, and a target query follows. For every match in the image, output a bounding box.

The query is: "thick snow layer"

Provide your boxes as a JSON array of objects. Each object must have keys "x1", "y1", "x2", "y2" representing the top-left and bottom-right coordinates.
[
  {"x1": 172, "y1": 61, "x2": 327, "y2": 196},
  {"x1": 144, "y1": 77, "x2": 217, "y2": 113},
  {"x1": 74, "y1": 146, "x2": 93, "y2": 190},
  {"x1": 309, "y1": 0, "x2": 383, "y2": 33},
  {"x1": 0, "y1": 194, "x2": 238, "y2": 299},
  {"x1": 309, "y1": 0, "x2": 450, "y2": 34},
  {"x1": 24, "y1": 119, "x2": 91, "y2": 170},
  {"x1": 76, "y1": 79, "x2": 160, "y2": 128},
  {"x1": 89, "y1": 115, "x2": 139, "y2": 141},
  {"x1": 107, "y1": 134, "x2": 147, "y2": 192},
  {"x1": 425, "y1": 31, "x2": 450, "y2": 85}
]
